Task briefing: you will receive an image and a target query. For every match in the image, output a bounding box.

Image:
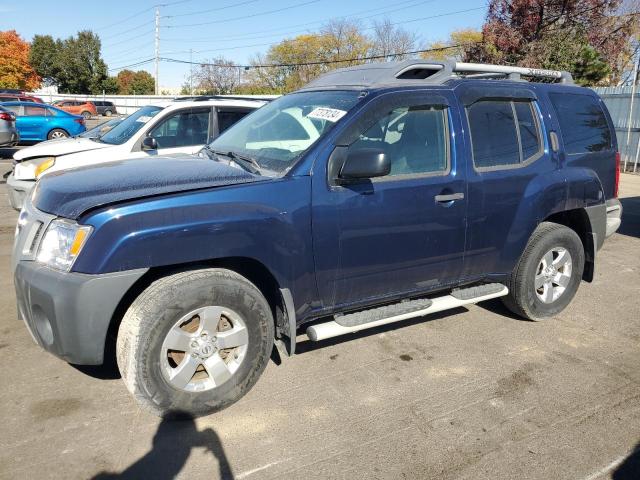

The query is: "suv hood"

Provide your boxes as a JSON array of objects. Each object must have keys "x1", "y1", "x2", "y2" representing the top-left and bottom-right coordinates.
[
  {"x1": 13, "y1": 137, "x2": 111, "y2": 161},
  {"x1": 32, "y1": 155, "x2": 264, "y2": 219}
]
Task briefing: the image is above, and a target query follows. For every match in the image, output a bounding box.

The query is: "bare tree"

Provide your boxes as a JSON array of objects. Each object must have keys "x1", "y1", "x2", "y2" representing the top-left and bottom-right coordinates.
[
  {"x1": 192, "y1": 57, "x2": 239, "y2": 94},
  {"x1": 369, "y1": 18, "x2": 419, "y2": 61}
]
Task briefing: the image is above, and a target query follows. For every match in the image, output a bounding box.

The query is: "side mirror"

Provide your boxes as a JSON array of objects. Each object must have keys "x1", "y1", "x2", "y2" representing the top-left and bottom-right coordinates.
[
  {"x1": 141, "y1": 136, "x2": 158, "y2": 151},
  {"x1": 338, "y1": 148, "x2": 390, "y2": 182}
]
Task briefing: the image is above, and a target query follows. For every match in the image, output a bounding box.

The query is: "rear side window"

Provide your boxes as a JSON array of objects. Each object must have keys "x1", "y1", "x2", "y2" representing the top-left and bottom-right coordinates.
[
  {"x1": 467, "y1": 100, "x2": 542, "y2": 169},
  {"x1": 218, "y1": 109, "x2": 250, "y2": 134},
  {"x1": 549, "y1": 93, "x2": 612, "y2": 154}
]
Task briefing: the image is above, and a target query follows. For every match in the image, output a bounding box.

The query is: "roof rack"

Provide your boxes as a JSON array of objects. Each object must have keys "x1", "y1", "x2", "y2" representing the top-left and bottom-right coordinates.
[
  {"x1": 173, "y1": 94, "x2": 276, "y2": 102},
  {"x1": 301, "y1": 59, "x2": 574, "y2": 90}
]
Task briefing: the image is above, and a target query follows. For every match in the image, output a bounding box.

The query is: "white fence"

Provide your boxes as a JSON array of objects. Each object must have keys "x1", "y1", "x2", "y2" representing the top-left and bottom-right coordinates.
[{"x1": 28, "y1": 92, "x2": 277, "y2": 115}]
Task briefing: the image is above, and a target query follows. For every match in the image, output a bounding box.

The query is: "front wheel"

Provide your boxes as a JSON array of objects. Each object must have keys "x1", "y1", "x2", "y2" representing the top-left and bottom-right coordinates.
[
  {"x1": 116, "y1": 268, "x2": 274, "y2": 417},
  {"x1": 502, "y1": 222, "x2": 585, "y2": 321},
  {"x1": 104, "y1": 110, "x2": 112, "y2": 117},
  {"x1": 47, "y1": 128, "x2": 68, "y2": 140}
]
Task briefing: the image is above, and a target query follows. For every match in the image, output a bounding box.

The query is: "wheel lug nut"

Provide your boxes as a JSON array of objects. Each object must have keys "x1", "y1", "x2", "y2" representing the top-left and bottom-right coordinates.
[{"x1": 191, "y1": 353, "x2": 197, "y2": 358}]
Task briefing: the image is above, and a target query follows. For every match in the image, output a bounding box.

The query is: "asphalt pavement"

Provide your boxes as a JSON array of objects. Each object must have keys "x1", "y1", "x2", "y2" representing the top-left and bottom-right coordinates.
[{"x1": 0, "y1": 161, "x2": 638, "y2": 480}]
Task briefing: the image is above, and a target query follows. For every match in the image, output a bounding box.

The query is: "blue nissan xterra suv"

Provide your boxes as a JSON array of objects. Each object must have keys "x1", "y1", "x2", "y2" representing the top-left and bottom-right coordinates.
[{"x1": 12, "y1": 60, "x2": 623, "y2": 417}]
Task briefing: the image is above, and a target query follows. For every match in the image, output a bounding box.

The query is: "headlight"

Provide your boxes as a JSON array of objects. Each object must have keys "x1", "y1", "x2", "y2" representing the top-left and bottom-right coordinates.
[
  {"x1": 14, "y1": 157, "x2": 55, "y2": 180},
  {"x1": 36, "y1": 219, "x2": 92, "y2": 271}
]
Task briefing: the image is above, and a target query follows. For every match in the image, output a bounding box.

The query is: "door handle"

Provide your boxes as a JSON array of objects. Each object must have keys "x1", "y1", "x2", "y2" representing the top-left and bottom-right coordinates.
[{"x1": 435, "y1": 192, "x2": 464, "y2": 202}]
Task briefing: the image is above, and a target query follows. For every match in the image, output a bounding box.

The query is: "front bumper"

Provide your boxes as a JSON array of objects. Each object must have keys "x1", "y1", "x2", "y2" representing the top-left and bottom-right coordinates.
[
  {"x1": 14, "y1": 262, "x2": 147, "y2": 365},
  {"x1": 6, "y1": 173, "x2": 34, "y2": 211}
]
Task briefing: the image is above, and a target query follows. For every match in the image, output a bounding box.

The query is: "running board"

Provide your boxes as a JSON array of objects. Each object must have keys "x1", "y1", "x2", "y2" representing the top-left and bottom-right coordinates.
[{"x1": 306, "y1": 284, "x2": 508, "y2": 342}]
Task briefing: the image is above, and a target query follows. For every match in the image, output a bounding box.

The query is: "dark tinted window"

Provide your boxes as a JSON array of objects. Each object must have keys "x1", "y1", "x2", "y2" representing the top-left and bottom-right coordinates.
[
  {"x1": 218, "y1": 109, "x2": 250, "y2": 133},
  {"x1": 468, "y1": 101, "x2": 520, "y2": 168},
  {"x1": 514, "y1": 101, "x2": 540, "y2": 159},
  {"x1": 467, "y1": 100, "x2": 542, "y2": 169},
  {"x1": 549, "y1": 93, "x2": 612, "y2": 154},
  {"x1": 350, "y1": 105, "x2": 448, "y2": 176},
  {"x1": 149, "y1": 109, "x2": 210, "y2": 148}
]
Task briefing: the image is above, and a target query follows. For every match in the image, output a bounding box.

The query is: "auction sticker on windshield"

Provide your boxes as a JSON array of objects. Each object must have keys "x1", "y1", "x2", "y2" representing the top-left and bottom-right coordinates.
[
  {"x1": 307, "y1": 107, "x2": 347, "y2": 122},
  {"x1": 136, "y1": 116, "x2": 153, "y2": 123}
]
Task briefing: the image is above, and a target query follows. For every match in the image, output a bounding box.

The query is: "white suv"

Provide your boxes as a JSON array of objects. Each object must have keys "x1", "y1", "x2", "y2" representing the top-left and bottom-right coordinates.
[{"x1": 6, "y1": 97, "x2": 269, "y2": 210}]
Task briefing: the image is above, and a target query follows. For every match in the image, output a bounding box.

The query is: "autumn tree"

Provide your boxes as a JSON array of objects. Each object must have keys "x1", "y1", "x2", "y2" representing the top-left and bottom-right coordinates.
[
  {"x1": 191, "y1": 57, "x2": 240, "y2": 94},
  {"x1": 370, "y1": 19, "x2": 419, "y2": 60},
  {"x1": 0, "y1": 30, "x2": 40, "y2": 90},
  {"x1": 424, "y1": 29, "x2": 483, "y2": 61},
  {"x1": 114, "y1": 69, "x2": 155, "y2": 94},
  {"x1": 478, "y1": 0, "x2": 639, "y2": 84}
]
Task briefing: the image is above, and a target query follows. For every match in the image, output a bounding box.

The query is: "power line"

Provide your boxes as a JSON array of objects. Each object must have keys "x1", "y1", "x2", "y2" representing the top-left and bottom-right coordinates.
[
  {"x1": 161, "y1": 0, "x2": 436, "y2": 43},
  {"x1": 160, "y1": 43, "x2": 476, "y2": 69},
  {"x1": 104, "y1": 29, "x2": 155, "y2": 48},
  {"x1": 164, "y1": 0, "x2": 322, "y2": 28},
  {"x1": 160, "y1": 6, "x2": 486, "y2": 58},
  {"x1": 102, "y1": 20, "x2": 155, "y2": 41},
  {"x1": 162, "y1": 0, "x2": 260, "y2": 19},
  {"x1": 108, "y1": 58, "x2": 155, "y2": 72}
]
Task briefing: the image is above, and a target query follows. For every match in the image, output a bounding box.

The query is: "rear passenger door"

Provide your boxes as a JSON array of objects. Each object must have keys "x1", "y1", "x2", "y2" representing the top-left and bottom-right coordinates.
[{"x1": 458, "y1": 85, "x2": 557, "y2": 279}]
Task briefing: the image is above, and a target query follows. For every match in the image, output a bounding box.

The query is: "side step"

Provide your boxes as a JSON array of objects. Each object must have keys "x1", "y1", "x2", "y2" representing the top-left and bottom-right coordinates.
[{"x1": 306, "y1": 284, "x2": 508, "y2": 342}]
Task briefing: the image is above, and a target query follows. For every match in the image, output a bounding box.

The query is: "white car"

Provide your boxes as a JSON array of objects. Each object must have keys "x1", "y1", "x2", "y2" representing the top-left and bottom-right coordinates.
[{"x1": 6, "y1": 97, "x2": 269, "y2": 210}]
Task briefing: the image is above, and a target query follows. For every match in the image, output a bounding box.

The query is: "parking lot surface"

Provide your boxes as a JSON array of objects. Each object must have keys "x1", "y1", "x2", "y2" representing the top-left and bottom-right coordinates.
[{"x1": 0, "y1": 161, "x2": 638, "y2": 480}]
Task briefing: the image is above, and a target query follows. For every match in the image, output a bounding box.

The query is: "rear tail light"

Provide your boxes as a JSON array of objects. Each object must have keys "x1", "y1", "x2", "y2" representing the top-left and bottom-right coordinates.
[
  {"x1": 0, "y1": 112, "x2": 14, "y2": 121},
  {"x1": 614, "y1": 151, "x2": 620, "y2": 198},
  {"x1": 74, "y1": 118, "x2": 85, "y2": 125}
]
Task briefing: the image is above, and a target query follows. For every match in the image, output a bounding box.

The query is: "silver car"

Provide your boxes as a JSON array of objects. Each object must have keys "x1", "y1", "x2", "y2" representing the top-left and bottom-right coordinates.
[{"x1": 0, "y1": 105, "x2": 19, "y2": 147}]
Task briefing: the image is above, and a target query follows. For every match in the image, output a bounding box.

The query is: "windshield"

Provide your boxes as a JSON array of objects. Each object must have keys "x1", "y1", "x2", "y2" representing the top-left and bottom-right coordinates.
[
  {"x1": 99, "y1": 105, "x2": 163, "y2": 145},
  {"x1": 79, "y1": 117, "x2": 123, "y2": 139},
  {"x1": 208, "y1": 90, "x2": 361, "y2": 174}
]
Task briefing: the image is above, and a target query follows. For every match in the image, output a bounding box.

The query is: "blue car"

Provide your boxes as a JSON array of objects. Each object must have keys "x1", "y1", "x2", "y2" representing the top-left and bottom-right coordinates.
[{"x1": 0, "y1": 101, "x2": 86, "y2": 142}]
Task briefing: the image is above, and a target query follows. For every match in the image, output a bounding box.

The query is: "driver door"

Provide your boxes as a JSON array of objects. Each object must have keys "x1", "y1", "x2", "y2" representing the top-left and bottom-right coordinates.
[
  {"x1": 139, "y1": 107, "x2": 213, "y2": 157},
  {"x1": 311, "y1": 91, "x2": 467, "y2": 310}
]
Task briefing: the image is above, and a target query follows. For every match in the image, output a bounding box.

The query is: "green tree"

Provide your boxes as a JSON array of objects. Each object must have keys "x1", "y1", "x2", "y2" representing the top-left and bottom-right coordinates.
[
  {"x1": 115, "y1": 69, "x2": 155, "y2": 94},
  {"x1": 29, "y1": 30, "x2": 108, "y2": 94}
]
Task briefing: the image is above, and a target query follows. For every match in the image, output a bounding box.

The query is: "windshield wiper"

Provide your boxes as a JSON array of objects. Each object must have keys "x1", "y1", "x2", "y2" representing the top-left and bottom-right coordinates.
[{"x1": 204, "y1": 146, "x2": 262, "y2": 174}]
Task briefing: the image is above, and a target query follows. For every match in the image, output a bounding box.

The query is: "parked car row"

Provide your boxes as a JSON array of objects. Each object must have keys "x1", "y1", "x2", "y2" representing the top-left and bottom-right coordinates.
[
  {"x1": 9, "y1": 60, "x2": 623, "y2": 418},
  {"x1": 6, "y1": 97, "x2": 267, "y2": 208}
]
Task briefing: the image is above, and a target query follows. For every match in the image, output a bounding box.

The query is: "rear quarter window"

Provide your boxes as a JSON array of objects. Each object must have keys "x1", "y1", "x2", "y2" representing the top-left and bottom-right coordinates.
[{"x1": 549, "y1": 92, "x2": 612, "y2": 154}]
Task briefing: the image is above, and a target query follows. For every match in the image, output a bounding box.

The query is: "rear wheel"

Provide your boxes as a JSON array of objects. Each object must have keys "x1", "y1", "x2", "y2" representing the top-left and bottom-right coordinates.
[
  {"x1": 116, "y1": 268, "x2": 274, "y2": 417},
  {"x1": 104, "y1": 110, "x2": 112, "y2": 117},
  {"x1": 81, "y1": 111, "x2": 92, "y2": 120},
  {"x1": 502, "y1": 222, "x2": 585, "y2": 321},
  {"x1": 47, "y1": 128, "x2": 68, "y2": 140}
]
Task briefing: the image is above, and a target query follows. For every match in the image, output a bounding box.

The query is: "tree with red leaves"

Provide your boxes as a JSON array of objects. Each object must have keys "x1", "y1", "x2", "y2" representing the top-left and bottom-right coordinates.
[{"x1": 475, "y1": 0, "x2": 639, "y2": 84}]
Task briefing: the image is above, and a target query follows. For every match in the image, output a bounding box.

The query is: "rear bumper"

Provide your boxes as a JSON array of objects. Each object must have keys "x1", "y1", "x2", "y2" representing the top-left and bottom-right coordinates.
[
  {"x1": 14, "y1": 262, "x2": 148, "y2": 365},
  {"x1": 6, "y1": 173, "x2": 34, "y2": 211},
  {"x1": 605, "y1": 198, "x2": 622, "y2": 238},
  {"x1": 0, "y1": 130, "x2": 19, "y2": 146}
]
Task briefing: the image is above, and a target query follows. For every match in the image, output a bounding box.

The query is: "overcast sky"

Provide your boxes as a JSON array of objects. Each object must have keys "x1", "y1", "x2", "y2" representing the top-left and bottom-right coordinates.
[{"x1": 1, "y1": 0, "x2": 486, "y2": 89}]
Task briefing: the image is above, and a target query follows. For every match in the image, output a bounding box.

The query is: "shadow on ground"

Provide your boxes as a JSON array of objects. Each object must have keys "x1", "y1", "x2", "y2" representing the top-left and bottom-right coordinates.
[
  {"x1": 618, "y1": 196, "x2": 640, "y2": 238},
  {"x1": 613, "y1": 442, "x2": 640, "y2": 480},
  {"x1": 91, "y1": 414, "x2": 234, "y2": 480}
]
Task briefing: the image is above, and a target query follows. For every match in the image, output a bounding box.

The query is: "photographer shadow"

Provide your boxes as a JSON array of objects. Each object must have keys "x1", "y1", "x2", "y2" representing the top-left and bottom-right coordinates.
[{"x1": 92, "y1": 413, "x2": 234, "y2": 480}]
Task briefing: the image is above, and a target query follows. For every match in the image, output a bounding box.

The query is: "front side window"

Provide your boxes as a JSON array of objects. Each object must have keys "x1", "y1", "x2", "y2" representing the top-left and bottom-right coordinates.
[
  {"x1": 350, "y1": 105, "x2": 449, "y2": 176},
  {"x1": 99, "y1": 105, "x2": 163, "y2": 145},
  {"x1": 467, "y1": 100, "x2": 542, "y2": 169},
  {"x1": 209, "y1": 90, "x2": 361, "y2": 174},
  {"x1": 149, "y1": 108, "x2": 210, "y2": 148},
  {"x1": 549, "y1": 93, "x2": 612, "y2": 154}
]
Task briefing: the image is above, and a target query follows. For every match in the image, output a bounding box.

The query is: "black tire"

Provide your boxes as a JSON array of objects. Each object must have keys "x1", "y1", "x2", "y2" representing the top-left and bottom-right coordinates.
[
  {"x1": 116, "y1": 268, "x2": 274, "y2": 417},
  {"x1": 104, "y1": 110, "x2": 112, "y2": 117},
  {"x1": 502, "y1": 222, "x2": 585, "y2": 321},
  {"x1": 81, "y1": 111, "x2": 92, "y2": 120},
  {"x1": 47, "y1": 128, "x2": 68, "y2": 140}
]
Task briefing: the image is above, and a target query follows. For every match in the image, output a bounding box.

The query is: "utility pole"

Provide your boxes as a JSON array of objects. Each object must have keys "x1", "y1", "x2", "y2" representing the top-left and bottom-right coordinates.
[
  {"x1": 154, "y1": 7, "x2": 160, "y2": 95},
  {"x1": 190, "y1": 48, "x2": 193, "y2": 95},
  {"x1": 624, "y1": 50, "x2": 639, "y2": 172}
]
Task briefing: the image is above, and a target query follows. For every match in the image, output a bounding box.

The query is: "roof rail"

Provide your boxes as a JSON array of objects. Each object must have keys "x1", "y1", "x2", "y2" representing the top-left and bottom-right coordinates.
[
  {"x1": 173, "y1": 94, "x2": 276, "y2": 102},
  {"x1": 301, "y1": 59, "x2": 574, "y2": 90}
]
